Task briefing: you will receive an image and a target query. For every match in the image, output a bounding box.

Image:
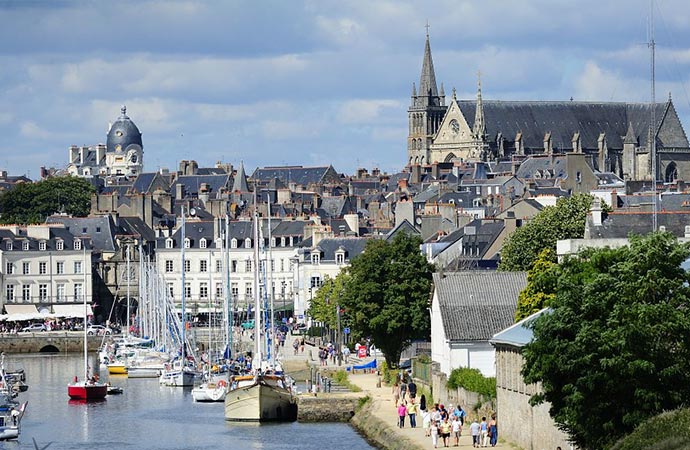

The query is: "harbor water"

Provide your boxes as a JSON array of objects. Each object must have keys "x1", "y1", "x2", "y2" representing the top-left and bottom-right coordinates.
[{"x1": 1, "y1": 353, "x2": 376, "y2": 450}]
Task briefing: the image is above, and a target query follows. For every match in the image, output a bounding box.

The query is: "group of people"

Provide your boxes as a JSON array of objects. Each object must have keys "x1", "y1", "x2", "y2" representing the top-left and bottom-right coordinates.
[{"x1": 393, "y1": 374, "x2": 498, "y2": 448}]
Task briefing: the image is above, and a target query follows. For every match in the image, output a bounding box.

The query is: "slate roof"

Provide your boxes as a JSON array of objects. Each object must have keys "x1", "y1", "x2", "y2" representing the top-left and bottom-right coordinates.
[
  {"x1": 117, "y1": 217, "x2": 156, "y2": 242},
  {"x1": 302, "y1": 237, "x2": 368, "y2": 261},
  {"x1": 457, "y1": 100, "x2": 688, "y2": 152},
  {"x1": 45, "y1": 216, "x2": 116, "y2": 252},
  {"x1": 586, "y1": 211, "x2": 690, "y2": 239},
  {"x1": 515, "y1": 155, "x2": 567, "y2": 179},
  {"x1": 433, "y1": 271, "x2": 527, "y2": 341},
  {"x1": 0, "y1": 226, "x2": 93, "y2": 251},
  {"x1": 251, "y1": 166, "x2": 341, "y2": 187},
  {"x1": 172, "y1": 174, "x2": 230, "y2": 198}
]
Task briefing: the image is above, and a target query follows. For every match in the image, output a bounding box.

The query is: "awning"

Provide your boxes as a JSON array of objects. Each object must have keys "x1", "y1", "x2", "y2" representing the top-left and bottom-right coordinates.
[
  {"x1": 4, "y1": 305, "x2": 38, "y2": 315},
  {"x1": 52, "y1": 304, "x2": 93, "y2": 318}
]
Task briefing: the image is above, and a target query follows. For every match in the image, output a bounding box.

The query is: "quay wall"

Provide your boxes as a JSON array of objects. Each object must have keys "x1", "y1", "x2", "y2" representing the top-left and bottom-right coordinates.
[
  {"x1": 0, "y1": 333, "x2": 102, "y2": 353},
  {"x1": 350, "y1": 400, "x2": 425, "y2": 450},
  {"x1": 297, "y1": 394, "x2": 362, "y2": 422}
]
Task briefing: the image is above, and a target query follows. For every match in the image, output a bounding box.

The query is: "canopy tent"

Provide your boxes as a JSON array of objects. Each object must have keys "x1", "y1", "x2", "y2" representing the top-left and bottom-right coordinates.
[
  {"x1": 52, "y1": 304, "x2": 93, "y2": 318},
  {"x1": 1, "y1": 304, "x2": 45, "y2": 322},
  {"x1": 3, "y1": 305, "x2": 39, "y2": 315}
]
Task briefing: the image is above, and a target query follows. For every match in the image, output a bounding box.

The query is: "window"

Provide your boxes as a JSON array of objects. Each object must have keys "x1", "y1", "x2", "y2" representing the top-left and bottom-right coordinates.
[
  {"x1": 231, "y1": 283, "x2": 238, "y2": 298},
  {"x1": 311, "y1": 252, "x2": 320, "y2": 265},
  {"x1": 245, "y1": 284, "x2": 252, "y2": 299},
  {"x1": 288, "y1": 259, "x2": 295, "y2": 271},
  {"x1": 167, "y1": 283, "x2": 174, "y2": 297},
  {"x1": 74, "y1": 283, "x2": 83, "y2": 300},
  {"x1": 56, "y1": 284, "x2": 65, "y2": 300},
  {"x1": 96, "y1": 227, "x2": 101, "y2": 233},
  {"x1": 200, "y1": 238, "x2": 207, "y2": 249},
  {"x1": 166, "y1": 238, "x2": 173, "y2": 249},
  {"x1": 215, "y1": 283, "x2": 223, "y2": 299},
  {"x1": 244, "y1": 238, "x2": 251, "y2": 249},
  {"x1": 6, "y1": 262, "x2": 14, "y2": 275},
  {"x1": 38, "y1": 262, "x2": 46, "y2": 275},
  {"x1": 56, "y1": 240, "x2": 64, "y2": 251},
  {"x1": 215, "y1": 259, "x2": 222, "y2": 273},
  {"x1": 281, "y1": 237, "x2": 286, "y2": 247},
  {"x1": 259, "y1": 260, "x2": 266, "y2": 273},
  {"x1": 336, "y1": 252, "x2": 345, "y2": 265},
  {"x1": 5, "y1": 284, "x2": 14, "y2": 301},
  {"x1": 270, "y1": 259, "x2": 275, "y2": 272},
  {"x1": 215, "y1": 238, "x2": 223, "y2": 249},
  {"x1": 199, "y1": 282, "x2": 208, "y2": 299},
  {"x1": 22, "y1": 285, "x2": 30, "y2": 302},
  {"x1": 184, "y1": 260, "x2": 190, "y2": 273},
  {"x1": 39, "y1": 284, "x2": 47, "y2": 301},
  {"x1": 270, "y1": 237, "x2": 276, "y2": 248},
  {"x1": 5, "y1": 241, "x2": 12, "y2": 251},
  {"x1": 82, "y1": 227, "x2": 87, "y2": 234},
  {"x1": 165, "y1": 260, "x2": 174, "y2": 273},
  {"x1": 184, "y1": 283, "x2": 191, "y2": 299},
  {"x1": 245, "y1": 260, "x2": 252, "y2": 272},
  {"x1": 184, "y1": 238, "x2": 191, "y2": 249},
  {"x1": 231, "y1": 260, "x2": 237, "y2": 273},
  {"x1": 56, "y1": 261, "x2": 64, "y2": 274},
  {"x1": 200, "y1": 260, "x2": 207, "y2": 273},
  {"x1": 74, "y1": 261, "x2": 82, "y2": 274},
  {"x1": 74, "y1": 239, "x2": 82, "y2": 250},
  {"x1": 231, "y1": 238, "x2": 237, "y2": 249},
  {"x1": 22, "y1": 241, "x2": 29, "y2": 251},
  {"x1": 280, "y1": 259, "x2": 285, "y2": 272},
  {"x1": 39, "y1": 241, "x2": 46, "y2": 251},
  {"x1": 310, "y1": 276, "x2": 322, "y2": 288}
]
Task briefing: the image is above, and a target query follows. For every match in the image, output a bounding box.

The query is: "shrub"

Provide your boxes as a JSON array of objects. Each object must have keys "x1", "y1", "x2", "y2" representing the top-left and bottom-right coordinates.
[
  {"x1": 446, "y1": 367, "x2": 496, "y2": 400},
  {"x1": 611, "y1": 408, "x2": 690, "y2": 450},
  {"x1": 379, "y1": 360, "x2": 396, "y2": 384}
]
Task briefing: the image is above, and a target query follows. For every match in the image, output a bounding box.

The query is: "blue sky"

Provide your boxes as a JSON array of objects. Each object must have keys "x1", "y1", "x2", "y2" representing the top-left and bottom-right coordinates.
[{"x1": 1, "y1": 0, "x2": 690, "y2": 179}]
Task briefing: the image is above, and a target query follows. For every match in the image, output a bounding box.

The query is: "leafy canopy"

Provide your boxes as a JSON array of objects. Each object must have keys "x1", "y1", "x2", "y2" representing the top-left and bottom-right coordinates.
[
  {"x1": 499, "y1": 193, "x2": 594, "y2": 271},
  {"x1": 340, "y1": 232, "x2": 434, "y2": 368},
  {"x1": 522, "y1": 232, "x2": 690, "y2": 450},
  {"x1": 514, "y1": 248, "x2": 558, "y2": 321},
  {"x1": 0, "y1": 176, "x2": 95, "y2": 224},
  {"x1": 307, "y1": 273, "x2": 349, "y2": 330}
]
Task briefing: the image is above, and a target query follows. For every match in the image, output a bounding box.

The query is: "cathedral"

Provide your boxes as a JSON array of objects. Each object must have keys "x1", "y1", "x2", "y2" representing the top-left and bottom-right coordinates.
[{"x1": 407, "y1": 34, "x2": 690, "y2": 183}]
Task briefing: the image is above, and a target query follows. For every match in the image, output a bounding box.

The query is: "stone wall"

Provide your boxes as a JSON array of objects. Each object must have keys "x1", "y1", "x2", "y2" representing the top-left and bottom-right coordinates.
[
  {"x1": 350, "y1": 399, "x2": 425, "y2": 450},
  {"x1": 0, "y1": 333, "x2": 101, "y2": 353},
  {"x1": 297, "y1": 394, "x2": 362, "y2": 422},
  {"x1": 430, "y1": 368, "x2": 495, "y2": 420}
]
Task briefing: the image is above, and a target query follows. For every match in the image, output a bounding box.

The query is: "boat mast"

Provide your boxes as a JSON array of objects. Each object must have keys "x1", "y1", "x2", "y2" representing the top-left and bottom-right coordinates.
[
  {"x1": 181, "y1": 206, "x2": 187, "y2": 360},
  {"x1": 225, "y1": 213, "x2": 232, "y2": 360},
  {"x1": 252, "y1": 186, "x2": 262, "y2": 367},
  {"x1": 207, "y1": 247, "x2": 212, "y2": 374},
  {"x1": 126, "y1": 241, "x2": 131, "y2": 336},
  {"x1": 82, "y1": 244, "x2": 88, "y2": 381},
  {"x1": 266, "y1": 193, "x2": 275, "y2": 368},
  {"x1": 650, "y1": 0, "x2": 657, "y2": 231}
]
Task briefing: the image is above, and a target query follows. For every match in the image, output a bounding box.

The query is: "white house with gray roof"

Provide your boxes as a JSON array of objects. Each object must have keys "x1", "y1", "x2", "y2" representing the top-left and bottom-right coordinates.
[{"x1": 430, "y1": 271, "x2": 526, "y2": 377}]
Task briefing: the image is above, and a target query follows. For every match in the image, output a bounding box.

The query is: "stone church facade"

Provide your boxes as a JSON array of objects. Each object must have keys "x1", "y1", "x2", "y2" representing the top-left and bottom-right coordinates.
[{"x1": 408, "y1": 34, "x2": 690, "y2": 183}]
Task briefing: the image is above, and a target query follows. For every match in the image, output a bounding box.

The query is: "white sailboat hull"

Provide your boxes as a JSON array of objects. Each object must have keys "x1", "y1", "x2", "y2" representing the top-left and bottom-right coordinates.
[
  {"x1": 192, "y1": 380, "x2": 227, "y2": 402},
  {"x1": 224, "y1": 381, "x2": 296, "y2": 422},
  {"x1": 159, "y1": 369, "x2": 196, "y2": 387}
]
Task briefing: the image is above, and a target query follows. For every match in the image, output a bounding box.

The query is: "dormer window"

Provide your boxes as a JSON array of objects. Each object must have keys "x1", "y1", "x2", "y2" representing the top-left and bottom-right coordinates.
[
  {"x1": 39, "y1": 241, "x2": 46, "y2": 251},
  {"x1": 335, "y1": 251, "x2": 345, "y2": 265},
  {"x1": 5, "y1": 241, "x2": 12, "y2": 251},
  {"x1": 22, "y1": 241, "x2": 29, "y2": 251},
  {"x1": 311, "y1": 251, "x2": 320, "y2": 265},
  {"x1": 166, "y1": 238, "x2": 174, "y2": 249},
  {"x1": 231, "y1": 238, "x2": 237, "y2": 249},
  {"x1": 281, "y1": 237, "x2": 286, "y2": 247},
  {"x1": 74, "y1": 239, "x2": 82, "y2": 250},
  {"x1": 184, "y1": 238, "x2": 191, "y2": 249},
  {"x1": 215, "y1": 238, "x2": 223, "y2": 249},
  {"x1": 56, "y1": 240, "x2": 64, "y2": 251},
  {"x1": 200, "y1": 238, "x2": 207, "y2": 249},
  {"x1": 244, "y1": 238, "x2": 251, "y2": 249},
  {"x1": 270, "y1": 237, "x2": 276, "y2": 248}
]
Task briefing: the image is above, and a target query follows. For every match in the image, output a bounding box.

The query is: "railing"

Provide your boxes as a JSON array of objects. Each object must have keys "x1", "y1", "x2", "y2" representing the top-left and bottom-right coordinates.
[{"x1": 412, "y1": 358, "x2": 432, "y2": 384}]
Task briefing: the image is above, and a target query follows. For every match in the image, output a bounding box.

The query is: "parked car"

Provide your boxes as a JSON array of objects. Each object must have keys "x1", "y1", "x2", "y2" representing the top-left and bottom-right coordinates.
[
  {"x1": 87, "y1": 325, "x2": 112, "y2": 336},
  {"x1": 240, "y1": 320, "x2": 255, "y2": 330},
  {"x1": 20, "y1": 323, "x2": 47, "y2": 332}
]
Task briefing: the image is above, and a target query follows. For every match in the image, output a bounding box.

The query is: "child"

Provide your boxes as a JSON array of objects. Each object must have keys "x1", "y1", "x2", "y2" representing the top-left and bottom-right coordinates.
[
  {"x1": 470, "y1": 418, "x2": 481, "y2": 448},
  {"x1": 430, "y1": 416, "x2": 439, "y2": 448}
]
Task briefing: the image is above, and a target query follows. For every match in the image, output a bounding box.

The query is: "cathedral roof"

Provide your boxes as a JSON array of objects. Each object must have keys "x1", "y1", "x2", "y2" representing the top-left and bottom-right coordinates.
[
  {"x1": 419, "y1": 34, "x2": 438, "y2": 98},
  {"x1": 106, "y1": 106, "x2": 142, "y2": 154},
  {"x1": 456, "y1": 100, "x2": 688, "y2": 151}
]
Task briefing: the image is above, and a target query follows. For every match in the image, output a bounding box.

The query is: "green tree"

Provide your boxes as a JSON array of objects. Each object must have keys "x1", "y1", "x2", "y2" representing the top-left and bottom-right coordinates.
[
  {"x1": 0, "y1": 176, "x2": 95, "y2": 224},
  {"x1": 499, "y1": 193, "x2": 594, "y2": 271},
  {"x1": 522, "y1": 232, "x2": 690, "y2": 450},
  {"x1": 341, "y1": 232, "x2": 435, "y2": 368},
  {"x1": 307, "y1": 273, "x2": 349, "y2": 329},
  {"x1": 514, "y1": 248, "x2": 558, "y2": 321}
]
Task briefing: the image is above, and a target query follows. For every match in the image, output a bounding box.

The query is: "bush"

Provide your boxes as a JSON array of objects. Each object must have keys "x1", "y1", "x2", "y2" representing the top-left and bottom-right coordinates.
[
  {"x1": 307, "y1": 326, "x2": 326, "y2": 337},
  {"x1": 379, "y1": 360, "x2": 397, "y2": 385},
  {"x1": 446, "y1": 367, "x2": 496, "y2": 400},
  {"x1": 611, "y1": 408, "x2": 690, "y2": 450}
]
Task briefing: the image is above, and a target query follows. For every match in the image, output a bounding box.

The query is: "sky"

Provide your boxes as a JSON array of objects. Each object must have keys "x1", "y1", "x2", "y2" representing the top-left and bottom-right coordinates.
[{"x1": 2, "y1": 0, "x2": 690, "y2": 179}]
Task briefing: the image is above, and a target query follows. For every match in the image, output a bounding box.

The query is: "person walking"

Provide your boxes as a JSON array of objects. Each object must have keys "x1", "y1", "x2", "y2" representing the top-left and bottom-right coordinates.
[
  {"x1": 392, "y1": 382, "x2": 400, "y2": 405},
  {"x1": 480, "y1": 416, "x2": 489, "y2": 447},
  {"x1": 407, "y1": 379, "x2": 417, "y2": 399},
  {"x1": 470, "y1": 418, "x2": 481, "y2": 448},
  {"x1": 399, "y1": 379, "x2": 407, "y2": 401},
  {"x1": 430, "y1": 414, "x2": 439, "y2": 448},
  {"x1": 488, "y1": 413, "x2": 498, "y2": 447},
  {"x1": 397, "y1": 401, "x2": 407, "y2": 428},
  {"x1": 406, "y1": 399, "x2": 418, "y2": 428},
  {"x1": 440, "y1": 416, "x2": 452, "y2": 447},
  {"x1": 422, "y1": 407, "x2": 432, "y2": 437},
  {"x1": 451, "y1": 415, "x2": 462, "y2": 446}
]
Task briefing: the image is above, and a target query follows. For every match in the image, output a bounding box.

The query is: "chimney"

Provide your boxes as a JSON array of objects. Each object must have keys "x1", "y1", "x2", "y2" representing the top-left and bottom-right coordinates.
[
  {"x1": 176, "y1": 183, "x2": 185, "y2": 200},
  {"x1": 80, "y1": 146, "x2": 87, "y2": 165},
  {"x1": 504, "y1": 210, "x2": 518, "y2": 236},
  {"x1": 431, "y1": 163, "x2": 440, "y2": 180},
  {"x1": 398, "y1": 178, "x2": 408, "y2": 190},
  {"x1": 199, "y1": 182, "x2": 210, "y2": 205},
  {"x1": 591, "y1": 198, "x2": 603, "y2": 226},
  {"x1": 410, "y1": 164, "x2": 422, "y2": 184},
  {"x1": 609, "y1": 190, "x2": 618, "y2": 210},
  {"x1": 70, "y1": 145, "x2": 79, "y2": 164},
  {"x1": 344, "y1": 213, "x2": 359, "y2": 236},
  {"x1": 685, "y1": 226, "x2": 690, "y2": 239},
  {"x1": 96, "y1": 144, "x2": 106, "y2": 164}
]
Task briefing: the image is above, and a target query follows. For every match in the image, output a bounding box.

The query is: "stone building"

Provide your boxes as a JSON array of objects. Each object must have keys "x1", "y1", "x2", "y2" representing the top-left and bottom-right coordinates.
[{"x1": 408, "y1": 34, "x2": 690, "y2": 183}]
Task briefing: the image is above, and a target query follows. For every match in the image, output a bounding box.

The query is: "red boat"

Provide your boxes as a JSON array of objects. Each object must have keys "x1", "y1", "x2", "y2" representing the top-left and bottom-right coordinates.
[{"x1": 67, "y1": 378, "x2": 107, "y2": 401}]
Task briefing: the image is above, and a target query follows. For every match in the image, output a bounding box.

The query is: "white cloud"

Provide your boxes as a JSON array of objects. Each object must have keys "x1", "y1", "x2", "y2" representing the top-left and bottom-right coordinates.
[
  {"x1": 338, "y1": 99, "x2": 400, "y2": 124},
  {"x1": 19, "y1": 121, "x2": 52, "y2": 140}
]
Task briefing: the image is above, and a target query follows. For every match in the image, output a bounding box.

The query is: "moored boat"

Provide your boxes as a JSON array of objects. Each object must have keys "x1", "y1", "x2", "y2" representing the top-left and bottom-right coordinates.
[
  {"x1": 0, "y1": 396, "x2": 26, "y2": 440},
  {"x1": 67, "y1": 377, "x2": 108, "y2": 400},
  {"x1": 192, "y1": 377, "x2": 228, "y2": 402},
  {"x1": 106, "y1": 362, "x2": 128, "y2": 375},
  {"x1": 224, "y1": 373, "x2": 296, "y2": 421}
]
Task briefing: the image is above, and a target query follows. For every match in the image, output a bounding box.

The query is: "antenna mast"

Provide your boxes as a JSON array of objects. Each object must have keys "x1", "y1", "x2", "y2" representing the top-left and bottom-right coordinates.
[{"x1": 650, "y1": 0, "x2": 657, "y2": 232}]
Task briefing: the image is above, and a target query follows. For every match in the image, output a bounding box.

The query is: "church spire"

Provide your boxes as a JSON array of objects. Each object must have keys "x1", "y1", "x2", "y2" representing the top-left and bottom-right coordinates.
[
  {"x1": 418, "y1": 30, "x2": 439, "y2": 100},
  {"x1": 473, "y1": 71, "x2": 486, "y2": 140},
  {"x1": 232, "y1": 161, "x2": 249, "y2": 193}
]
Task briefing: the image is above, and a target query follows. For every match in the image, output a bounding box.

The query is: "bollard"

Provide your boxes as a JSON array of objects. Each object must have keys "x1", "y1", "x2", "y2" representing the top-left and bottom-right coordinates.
[{"x1": 376, "y1": 376, "x2": 382, "y2": 388}]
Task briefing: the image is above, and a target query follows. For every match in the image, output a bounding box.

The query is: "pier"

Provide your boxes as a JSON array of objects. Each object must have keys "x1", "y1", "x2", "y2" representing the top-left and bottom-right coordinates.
[{"x1": 0, "y1": 332, "x2": 102, "y2": 353}]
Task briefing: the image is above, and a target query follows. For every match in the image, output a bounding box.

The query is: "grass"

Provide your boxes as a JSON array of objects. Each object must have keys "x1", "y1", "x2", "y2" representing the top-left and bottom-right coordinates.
[{"x1": 330, "y1": 369, "x2": 362, "y2": 392}]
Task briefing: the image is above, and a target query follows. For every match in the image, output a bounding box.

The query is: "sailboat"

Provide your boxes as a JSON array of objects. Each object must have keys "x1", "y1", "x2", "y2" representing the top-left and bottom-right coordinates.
[
  {"x1": 68, "y1": 244, "x2": 108, "y2": 400},
  {"x1": 159, "y1": 206, "x2": 199, "y2": 387},
  {"x1": 224, "y1": 192, "x2": 296, "y2": 421}
]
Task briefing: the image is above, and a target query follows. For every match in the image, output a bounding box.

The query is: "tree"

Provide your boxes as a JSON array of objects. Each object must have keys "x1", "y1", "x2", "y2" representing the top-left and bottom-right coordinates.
[
  {"x1": 514, "y1": 248, "x2": 558, "y2": 321},
  {"x1": 307, "y1": 273, "x2": 349, "y2": 330},
  {"x1": 499, "y1": 193, "x2": 594, "y2": 271},
  {"x1": 522, "y1": 232, "x2": 690, "y2": 450},
  {"x1": 340, "y1": 232, "x2": 435, "y2": 368},
  {"x1": 0, "y1": 176, "x2": 95, "y2": 224}
]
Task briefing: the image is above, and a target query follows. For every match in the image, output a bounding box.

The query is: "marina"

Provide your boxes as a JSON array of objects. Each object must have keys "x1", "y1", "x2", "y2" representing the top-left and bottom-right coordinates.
[{"x1": 3, "y1": 353, "x2": 376, "y2": 449}]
